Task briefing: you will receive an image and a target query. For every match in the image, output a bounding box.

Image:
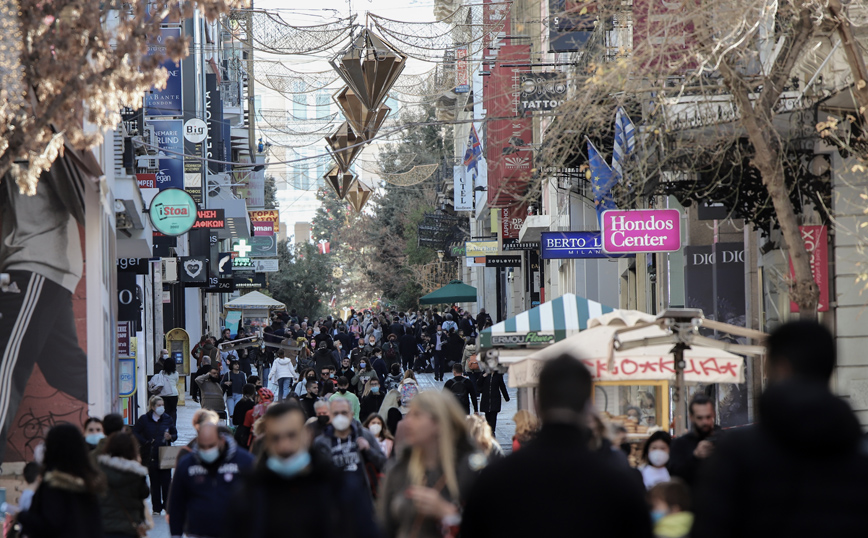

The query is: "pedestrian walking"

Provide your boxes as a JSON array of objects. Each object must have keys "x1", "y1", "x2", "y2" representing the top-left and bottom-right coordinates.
[
  {"x1": 692, "y1": 321, "x2": 868, "y2": 538},
  {"x1": 466, "y1": 414, "x2": 504, "y2": 461},
  {"x1": 225, "y1": 403, "x2": 343, "y2": 538},
  {"x1": 222, "y1": 360, "x2": 248, "y2": 417},
  {"x1": 83, "y1": 417, "x2": 105, "y2": 450},
  {"x1": 650, "y1": 480, "x2": 693, "y2": 538},
  {"x1": 96, "y1": 432, "x2": 151, "y2": 538},
  {"x1": 377, "y1": 391, "x2": 484, "y2": 538},
  {"x1": 639, "y1": 430, "x2": 672, "y2": 490},
  {"x1": 399, "y1": 330, "x2": 417, "y2": 371},
  {"x1": 299, "y1": 379, "x2": 321, "y2": 419},
  {"x1": 328, "y1": 376, "x2": 361, "y2": 421},
  {"x1": 295, "y1": 368, "x2": 318, "y2": 396},
  {"x1": 269, "y1": 350, "x2": 298, "y2": 400},
  {"x1": 167, "y1": 422, "x2": 254, "y2": 538},
  {"x1": 363, "y1": 414, "x2": 394, "y2": 458},
  {"x1": 313, "y1": 398, "x2": 386, "y2": 538},
  {"x1": 16, "y1": 424, "x2": 105, "y2": 538},
  {"x1": 154, "y1": 359, "x2": 180, "y2": 419},
  {"x1": 232, "y1": 383, "x2": 257, "y2": 447},
  {"x1": 477, "y1": 370, "x2": 510, "y2": 431},
  {"x1": 131, "y1": 395, "x2": 177, "y2": 514},
  {"x1": 511, "y1": 410, "x2": 539, "y2": 451},
  {"x1": 384, "y1": 362, "x2": 403, "y2": 392},
  {"x1": 195, "y1": 365, "x2": 227, "y2": 419},
  {"x1": 360, "y1": 378, "x2": 386, "y2": 422},
  {"x1": 668, "y1": 392, "x2": 719, "y2": 487},
  {"x1": 443, "y1": 363, "x2": 478, "y2": 415},
  {"x1": 352, "y1": 358, "x2": 380, "y2": 396},
  {"x1": 461, "y1": 354, "x2": 653, "y2": 537}
]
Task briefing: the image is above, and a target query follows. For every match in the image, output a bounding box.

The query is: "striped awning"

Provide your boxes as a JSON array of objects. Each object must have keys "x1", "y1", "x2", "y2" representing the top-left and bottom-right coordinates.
[{"x1": 479, "y1": 294, "x2": 615, "y2": 348}]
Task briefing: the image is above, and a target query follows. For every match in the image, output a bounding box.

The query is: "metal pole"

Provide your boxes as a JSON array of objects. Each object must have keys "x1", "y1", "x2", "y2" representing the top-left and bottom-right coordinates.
[{"x1": 673, "y1": 343, "x2": 686, "y2": 436}]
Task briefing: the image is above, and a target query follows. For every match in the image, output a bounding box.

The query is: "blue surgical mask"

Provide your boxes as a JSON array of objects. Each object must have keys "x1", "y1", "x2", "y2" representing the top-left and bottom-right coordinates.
[
  {"x1": 85, "y1": 433, "x2": 105, "y2": 446},
  {"x1": 266, "y1": 450, "x2": 311, "y2": 479},
  {"x1": 370, "y1": 386, "x2": 380, "y2": 394},
  {"x1": 199, "y1": 446, "x2": 221, "y2": 464},
  {"x1": 329, "y1": 373, "x2": 335, "y2": 379},
  {"x1": 359, "y1": 363, "x2": 366, "y2": 369},
  {"x1": 651, "y1": 510, "x2": 667, "y2": 524}
]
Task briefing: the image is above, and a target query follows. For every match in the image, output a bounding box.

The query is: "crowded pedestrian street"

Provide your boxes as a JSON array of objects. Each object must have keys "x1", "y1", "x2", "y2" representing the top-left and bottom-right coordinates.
[{"x1": 4, "y1": 0, "x2": 868, "y2": 537}]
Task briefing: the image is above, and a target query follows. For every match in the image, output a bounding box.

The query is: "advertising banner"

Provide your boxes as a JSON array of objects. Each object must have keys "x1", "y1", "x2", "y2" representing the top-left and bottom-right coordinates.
[
  {"x1": 145, "y1": 27, "x2": 183, "y2": 116},
  {"x1": 601, "y1": 209, "x2": 681, "y2": 253},
  {"x1": 149, "y1": 188, "x2": 197, "y2": 236},
  {"x1": 684, "y1": 245, "x2": 714, "y2": 316},
  {"x1": 249, "y1": 209, "x2": 280, "y2": 230},
  {"x1": 179, "y1": 256, "x2": 209, "y2": 287},
  {"x1": 253, "y1": 222, "x2": 274, "y2": 236},
  {"x1": 465, "y1": 241, "x2": 499, "y2": 257},
  {"x1": 633, "y1": 0, "x2": 698, "y2": 70},
  {"x1": 136, "y1": 173, "x2": 156, "y2": 189},
  {"x1": 148, "y1": 119, "x2": 184, "y2": 190},
  {"x1": 453, "y1": 165, "x2": 473, "y2": 211},
  {"x1": 192, "y1": 209, "x2": 225, "y2": 229},
  {"x1": 518, "y1": 72, "x2": 570, "y2": 112},
  {"x1": 501, "y1": 204, "x2": 527, "y2": 241},
  {"x1": 541, "y1": 231, "x2": 632, "y2": 259},
  {"x1": 455, "y1": 47, "x2": 470, "y2": 93},
  {"x1": 789, "y1": 225, "x2": 830, "y2": 312},
  {"x1": 183, "y1": 117, "x2": 203, "y2": 203},
  {"x1": 253, "y1": 259, "x2": 280, "y2": 272},
  {"x1": 486, "y1": 255, "x2": 521, "y2": 268},
  {"x1": 205, "y1": 74, "x2": 224, "y2": 173},
  {"x1": 233, "y1": 236, "x2": 278, "y2": 258},
  {"x1": 487, "y1": 45, "x2": 533, "y2": 208}
]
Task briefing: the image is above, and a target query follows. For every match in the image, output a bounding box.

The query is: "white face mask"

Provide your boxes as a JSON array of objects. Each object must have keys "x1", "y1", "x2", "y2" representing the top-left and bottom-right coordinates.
[
  {"x1": 161, "y1": 353, "x2": 169, "y2": 359},
  {"x1": 368, "y1": 423, "x2": 382, "y2": 436},
  {"x1": 154, "y1": 406, "x2": 165, "y2": 416},
  {"x1": 648, "y1": 449, "x2": 669, "y2": 467},
  {"x1": 331, "y1": 414, "x2": 351, "y2": 432}
]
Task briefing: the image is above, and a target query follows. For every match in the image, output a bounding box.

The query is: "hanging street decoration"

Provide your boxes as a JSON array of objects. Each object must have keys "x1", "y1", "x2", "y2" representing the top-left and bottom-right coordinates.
[
  {"x1": 332, "y1": 86, "x2": 391, "y2": 140},
  {"x1": 325, "y1": 121, "x2": 366, "y2": 173},
  {"x1": 329, "y1": 29, "x2": 407, "y2": 111},
  {"x1": 324, "y1": 165, "x2": 358, "y2": 199},
  {"x1": 346, "y1": 180, "x2": 373, "y2": 213}
]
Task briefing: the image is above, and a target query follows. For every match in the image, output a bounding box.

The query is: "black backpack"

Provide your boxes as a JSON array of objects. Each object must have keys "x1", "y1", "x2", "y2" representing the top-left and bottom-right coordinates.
[{"x1": 449, "y1": 378, "x2": 469, "y2": 402}]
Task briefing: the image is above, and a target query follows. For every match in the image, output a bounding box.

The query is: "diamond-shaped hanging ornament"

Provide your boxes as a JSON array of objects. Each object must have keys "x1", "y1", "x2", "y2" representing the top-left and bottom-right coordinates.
[
  {"x1": 325, "y1": 121, "x2": 366, "y2": 174},
  {"x1": 329, "y1": 29, "x2": 407, "y2": 111},
  {"x1": 324, "y1": 165, "x2": 358, "y2": 200},
  {"x1": 346, "y1": 180, "x2": 373, "y2": 213},
  {"x1": 333, "y1": 86, "x2": 391, "y2": 141}
]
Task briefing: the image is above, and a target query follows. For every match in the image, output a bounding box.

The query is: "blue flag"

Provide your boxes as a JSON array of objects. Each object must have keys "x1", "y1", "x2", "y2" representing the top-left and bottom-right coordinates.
[
  {"x1": 588, "y1": 139, "x2": 617, "y2": 226},
  {"x1": 464, "y1": 125, "x2": 482, "y2": 177}
]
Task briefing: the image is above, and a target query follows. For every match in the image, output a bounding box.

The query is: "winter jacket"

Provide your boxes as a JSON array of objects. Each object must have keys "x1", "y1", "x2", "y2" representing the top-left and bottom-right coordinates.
[
  {"x1": 692, "y1": 379, "x2": 868, "y2": 538},
  {"x1": 372, "y1": 357, "x2": 388, "y2": 380},
  {"x1": 462, "y1": 423, "x2": 652, "y2": 538},
  {"x1": 477, "y1": 372, "x2": 510, "y2": 414},
  {"x1": 398, "y1": 333, "x2": 417, "y2": 359},
  {"x1": 300, "y1": 394, "x2": 319, "y2": 419},
  {"x1": 351, "y1": 368, "x2": 379, "y2": 395},
  {"x1": 313, "y1": 421, "x2": 387, "y2": 493},
  {"x1": 443, "y1": 375, "x2": 478, "y2": 413},
  {"x1": 168, "y1": 434, "x2": 254, "y2": 538},
  {"x1": 195, "y1": 373, "x2": 226, "y2": 413},
  {"x1": 668, "y1": 424, "x2": 722, "y2": 487},
  {"x1": 233, "y1": 397, "x2": 256, "y2": 426},
  {"x1": 314, "y1": 348, "x2": 340, "y2": 372},
  {"x1": 97, "y1": 455, "x2": 150, "y2": 536},
  {"x1": 18, "y1": 471, "x2": 103, "y2": 538},
  {"x1": 383, "y1": 373, "x2": 403, "y2": 392},
  {"x1": 224, "y1": 449, "x2": 344, "y2": 538},
  {"x1": 222, "y1": 370, "x2": 247, "y2": 395},
  {"x1": 131, "y1": 410, "x2": 178, "y2": 464},
  {"x1": 360, "y1": 392, "x2": 386, "y2": 422},
  {"x1": 269, "y1": 357, "x2": 298, "y2": 382}
]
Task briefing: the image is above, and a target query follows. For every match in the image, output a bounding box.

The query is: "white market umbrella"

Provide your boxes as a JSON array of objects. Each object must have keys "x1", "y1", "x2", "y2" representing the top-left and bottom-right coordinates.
[{"x1": 508, "y1": 310, "x2": 747, "y2": 388}]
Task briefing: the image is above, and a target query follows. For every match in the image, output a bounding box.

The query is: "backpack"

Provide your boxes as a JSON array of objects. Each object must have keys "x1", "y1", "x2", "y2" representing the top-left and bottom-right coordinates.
[
  {"x1": 449, "y1": 378, "x2": 469, "y2": 402},
  {"x1": 467, "y1": 355, "x2": 480, "y2": 371},
  {"x1": 400, "y1": 381, "x2": 419, "y2": 407},
  {"x1": 383, "y1": 343, "x2": 398, "y2": 364}
]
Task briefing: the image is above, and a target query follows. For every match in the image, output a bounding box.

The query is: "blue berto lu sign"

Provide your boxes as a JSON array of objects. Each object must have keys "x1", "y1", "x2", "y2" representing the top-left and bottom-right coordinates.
[{"x1": 541, "y1": 231, "x2": 634, "y2": 259}]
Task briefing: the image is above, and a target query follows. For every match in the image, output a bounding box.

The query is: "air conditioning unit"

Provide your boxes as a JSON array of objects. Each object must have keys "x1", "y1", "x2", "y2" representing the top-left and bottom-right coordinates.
[{"x1": 161, "y1": 258, "x2": 178, "y2": 283}]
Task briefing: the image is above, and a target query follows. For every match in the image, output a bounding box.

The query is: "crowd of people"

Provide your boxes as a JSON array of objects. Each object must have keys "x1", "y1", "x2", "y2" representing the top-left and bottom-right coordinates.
[{"x1": 5, "y1": 316, "x2": 868, "y2": 538}]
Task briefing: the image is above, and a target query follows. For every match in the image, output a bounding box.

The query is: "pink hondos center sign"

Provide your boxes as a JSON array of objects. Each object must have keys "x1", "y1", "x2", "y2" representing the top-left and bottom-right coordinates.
[{"x1": 601, "y1": 209, "x2": 681, "y2": 253}]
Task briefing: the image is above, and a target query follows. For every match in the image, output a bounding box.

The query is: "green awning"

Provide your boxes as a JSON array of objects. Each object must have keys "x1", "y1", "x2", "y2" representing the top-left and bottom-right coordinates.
[
  {"x1": 479, "y1": 293, "x2": 615, "y2": 347},
  {"x1": 419, "y1": 280, "x2": 478, "y2": 305}
]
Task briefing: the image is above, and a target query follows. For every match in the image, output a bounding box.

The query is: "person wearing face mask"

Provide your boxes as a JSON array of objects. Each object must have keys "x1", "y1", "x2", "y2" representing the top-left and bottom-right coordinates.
[
  {"x1": 131, "y1": 396, "x2": 177, "y2": 515},
  {"x1": 359, "y1": 379, "x2": 385, "y2": 423},
  {"x1": 307, "y1": 400, "x2": 332, "y2": 439},
  {"x1": 226, "y1": 403, "x2": 343, "y2": 538},
  {"x1": 639, "y1": 431, "x2": 672, "y2": 490},
  {"x1": 314, "y1": 398, "x2": 385, "y2": 538},
  {"x1": 299, "y1": 380, "x2": 321, "y2": 420},
  {"x1": 648, "y1": 480, "x2": 693, "y2": 538},
  {"x1": 294, "y1": 368, "x2": 318, "y2": 397},
  {"x1": 363, "y1": 414, "x2": 394, "y2": 458},
  {"x1": 83, "y1": 417, "x2": 105, "y2": 450},
  {"x1": 195, "y1": 366, "x2": 227, "y2": 418},
  {"x1": 371, "y1": 348, "x2": 388, "y2": 380},
  {"x1": 328, "y1": 377, "x2": 361, "y2": 421},
  {"x1": 168, "y1": 423, "x2": 253, "y2": 538},
  {"x1": 351, "y1": 358, "x2": 379, "y2": 397}
]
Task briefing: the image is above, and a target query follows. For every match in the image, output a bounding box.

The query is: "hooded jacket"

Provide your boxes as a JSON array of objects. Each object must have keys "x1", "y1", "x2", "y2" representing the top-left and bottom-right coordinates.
[
  {"x1": 97, "y1": 455, "x2": 150, "y2": 535},
  {"x1": 18, "y1": 470, "x2": 103, "y2": 538},
  {"x1": 314, "y1": 347, "x2": 340, "y2": 372},
  {"x1": 692, "y1": 379, "x2": 868, "y2": 538},
  {"x1": 168, "y1": 434, "x2": 254, "y2": 538},
  {"x1": 270, "y1": 356, "x2": 298, "y2": 381}
]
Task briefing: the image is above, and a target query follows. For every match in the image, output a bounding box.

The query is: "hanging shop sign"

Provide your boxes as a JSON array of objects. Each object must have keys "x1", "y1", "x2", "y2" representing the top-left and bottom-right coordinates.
[
  {"x1": 453, "y1": 165, "x2": 473, "y2": 211},
  {"x1": 491, "y1": 331, "x2": 555, "y2": 346},
  {"x1": 519, "y1": 73, "x2": 570, "y2": 112},
  {"x1": 148, "y1": 119, "x2": 184, "y2": 190},
  {"x1": 541, "y1": 231, "x2": 634, "y2": 259},
  {"x1": 179, "y1": 256, "x2": 209, "y2": 287},
  {"x1": 117, "y1": 258, "x2": 151, "y2": 275},
  {"x1": 253, "y1": 222, "x2": 274, "y2": 236},
  {"x1": 465, "y1": 240, "x2": 499, "y2": 257},
  {"x1": 145, "y1": 27, "x2": 183, "y2": 116},
  {"x1": 455, "y1": 47, "x2": 470, "y2": 93},
  {"x1": 233, "y1": 235, "x2": 278, "y2": 258},
  {"x1": 192, "y1": 209, "x2": 225, "y2": 229},
  {"x1": 600, "y1": 209, "x2": 681, "y2": 254},
  {"x1": 789, "y1": 225, "x2": 830, "y2": 312},
  {"x1": 486, "y1": 255, "x2": 522, "y2": 268},
  {"x1": 249, "y1": 209, "x2": 280, "y2": 231},
  {"x1": 548, "y1": 0, "x2": 596, "y2": 52},
  {"x1": 504, "y1": 241, "x2": 540, "y2": 251},
  {"x1": 253, "y1": 259, "x2": 279, "y2": 273},
  {"x1": 149, "y1": 188, "x2": 197, "y2": 236}
]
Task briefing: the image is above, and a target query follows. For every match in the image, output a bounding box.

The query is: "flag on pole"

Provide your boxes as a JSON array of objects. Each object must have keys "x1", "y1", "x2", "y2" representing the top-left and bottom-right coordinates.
[
  {"x1": 588, "y1": 139, "x2": 617, "y2": 225},
  {"x1": 463, "y1": 125, "x2": 483, "y2": 177},
  {"x1": 612, "y1": 107, "x2": 636, "y2": 179}
]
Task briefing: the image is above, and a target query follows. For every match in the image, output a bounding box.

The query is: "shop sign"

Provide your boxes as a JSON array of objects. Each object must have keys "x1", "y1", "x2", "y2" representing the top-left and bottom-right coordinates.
[
  {"x1": 486, "y1": 255, "x2": 521, "y2": 268},
  {"x1": 179, "y1": 256, "x2": 208, "y2": 287},
  {"x1": 490, "y1": 331, "x2": 555, "y2": 346},
  {"x1": 601, "y1": 209, "x2": 681, "y2": 254},
  {"x1": 455, "y1": 47, "x2": 469, "y2": 93},
  {"x1": 136, "y1": 173, "x2": 156, "y2": 189},
  {"x1": 148, "y1": 119, "x2": 184, "y2": 190},
  {"x1": 117, "y1": 258, "x2": 150, "y2": 274},
  {"x1": 253, "y1": 259, "x2": 279, "y2": 272},
  {"x1": 253, "y1": 222, "x2": 274, "y2": 236},
  {"x1": 519, "y1": 72, "x2": 569, "y2": 112},
  {"x1": 149, "y1": 188, "x2": 197, "y2": 236},
  {"x1": 465, "y1": 240, "x2": 499, "y2": 257},
  {"x1": 541, "y1": 231, "x2": 634, "y2": 259},
  {"x1": 789, "y1": 225, "x2": 830, "y2": 312},
  {"x1": 249, "y1": 209, "x2": 279, "y2": 230},
  {"x1": 192, "y1": 209, "x2": 225, "y2": 229},
  {"x1": 503, "y1": 241, "x2": 539, "y2": 251},
  {"x1": 145, "y1": 27, "x2": 183, "y2": 116}
]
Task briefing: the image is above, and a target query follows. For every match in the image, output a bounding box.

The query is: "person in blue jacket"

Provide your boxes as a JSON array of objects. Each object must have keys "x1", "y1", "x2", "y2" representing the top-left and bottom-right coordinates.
[
  {"x1": 131, "y1": 395, "x2": 177, "y2": 514},
  {"x1": 168, "y1": 422, "x2": 254, "y2": 538}
]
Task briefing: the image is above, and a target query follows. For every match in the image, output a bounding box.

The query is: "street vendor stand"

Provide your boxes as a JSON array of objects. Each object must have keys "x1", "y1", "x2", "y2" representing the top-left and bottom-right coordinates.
[
  {"x1": 223, "y1": 291, "x2": 286, "y2": 333},
  {"x1": 507, "y1": 309, "x2": 766, "y2": 436}
]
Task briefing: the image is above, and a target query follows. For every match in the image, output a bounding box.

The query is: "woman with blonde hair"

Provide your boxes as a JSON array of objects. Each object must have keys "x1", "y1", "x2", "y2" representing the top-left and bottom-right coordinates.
[
  {"x1": 512, "y1": 409, "x2": 540, "y2": 452},
  {"x1": 466, "y1": 414, "x2": 504, "y2": 461},
  {"x1": 378, "y1": 391, "x2": 485, "y2": 538}
]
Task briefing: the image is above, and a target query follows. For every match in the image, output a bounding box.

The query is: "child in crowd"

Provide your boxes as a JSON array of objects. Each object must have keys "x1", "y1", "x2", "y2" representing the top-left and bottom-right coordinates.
[{"x1": 648, "y1": 479, "x2": 694, "y2": 538}]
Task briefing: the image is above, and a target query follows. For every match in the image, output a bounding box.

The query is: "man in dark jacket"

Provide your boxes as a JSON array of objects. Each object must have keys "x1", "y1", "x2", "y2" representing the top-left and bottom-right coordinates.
[
  {"x1": 668, "y1": 392, "x2": 720, "y2": 487},
  {"x1": 443, "y1": 364, "x2": 478, "y2": 415},
  {"x1": 477, "y1": 371, "x2": 510, "y2": 431},
  {"x1": 692, "y1": 321, "x2": 868, "y2": 538},
  {"x1": 313, "y1": 398, "x2": 385, "y2": 538},
  {"x1": 168, "y1": 423, "x2": 254, "y2": 538},
  {"x1": 314, "y1": 328, "x2": 335, "y2": 350},
  {"x1": 314, "y1": 341, "x2": 339, "y2": 372},
  {"x1": 225, "y1": 403, "x2": 343, "y2": 538},
  {"x1": 381, "y1": 333, "x2": 401, "y2": 371},
  {"x1": 398, "y1": 331, "x2": 418, "y2": 371},
  {"x1": 131, "y1": 399, "x2": 177, "y2": 513},
  {"x1": 388, "y1": 316, "x2": 405, "y2": 339},
  {"x1": 462, "y1": 355, "x2": 652, "y2": 538}
]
